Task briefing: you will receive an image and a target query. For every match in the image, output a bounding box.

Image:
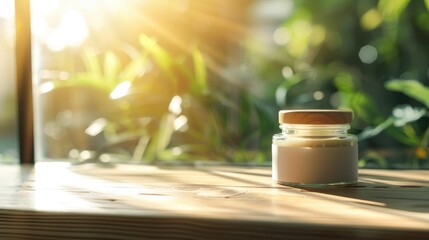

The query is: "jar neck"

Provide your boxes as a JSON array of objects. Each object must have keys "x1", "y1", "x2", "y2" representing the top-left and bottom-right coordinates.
[{"x1": 280, "y1": 124, "x2": 350, "y2": 137}]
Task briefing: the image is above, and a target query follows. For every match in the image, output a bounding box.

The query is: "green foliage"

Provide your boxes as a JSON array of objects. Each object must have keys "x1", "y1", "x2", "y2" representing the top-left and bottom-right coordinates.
[
  {"x1": 192, "y1": 49, "x2": 208, "y2": 95},
  {"x1": 386, "y1": 80, "x2": 429, "y2": 108},
  {"x1": 384, "y1": 80, "x2": 429, "y2": 166},
  {"x1": 245, "y1": 0, "x2": 429, "y2": 168},
  {"x1": 359, "y1": 80, "x2": 429, "y2": 167},
  {"x1": 104, "y1": 51, "x2": 121, "y2": 87},
  {"x1": 44, "y1": 32, "x2": 273, "y2": 164},
  {"x1": 378, "y1": 0, "x2": 410, "y2": 21},
  {"x1": 45, "y1": 47, "x2": 149, "y2": 92},
  {"x1": 144, "y1": 114, "x2": 175, "y2": 162},
  {"x1": 41, "y1": 0, "x2": 429, "y2": 167}
]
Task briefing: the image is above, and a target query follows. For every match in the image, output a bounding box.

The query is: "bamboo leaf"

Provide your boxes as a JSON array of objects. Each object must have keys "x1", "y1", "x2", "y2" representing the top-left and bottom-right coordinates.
[
  {"x1": 104, "y1": 51, "x2": 120, "y2": 88},
  {"x1": 139, "y1": 34, "x2": 178, "y2": 86},
  {"x1": 144, "y1": 113, "x2": 175, "y2": 162},
  {"x1": 192, "y1": 49, "x2": 208, "y2": 94},
  {"x1": 139, "y1": 34, "x2": 172, "y2": 71},
  {"x1": 119, "y1": 53, "x2": 148, "y2": 82},
  {"x1": 82, "y1": 49, "x2": 102, "y2": 77}
]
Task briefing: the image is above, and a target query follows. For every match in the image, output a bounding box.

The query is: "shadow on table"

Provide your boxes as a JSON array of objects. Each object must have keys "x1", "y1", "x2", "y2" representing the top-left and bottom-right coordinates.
[{"x1": 299, "y1": 171, "x2": 429, "y2": 213}]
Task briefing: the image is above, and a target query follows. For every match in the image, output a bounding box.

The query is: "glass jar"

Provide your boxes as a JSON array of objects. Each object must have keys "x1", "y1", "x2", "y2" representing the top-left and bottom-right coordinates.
[{"x1": 272, "y1": 110, "x2": 358, "y2": 186}]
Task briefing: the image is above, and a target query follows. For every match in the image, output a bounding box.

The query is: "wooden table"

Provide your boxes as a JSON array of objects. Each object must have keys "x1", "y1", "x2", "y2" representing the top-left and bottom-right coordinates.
[{"x1": 0, "y1": 163, "x2": 428, "y2": 239}]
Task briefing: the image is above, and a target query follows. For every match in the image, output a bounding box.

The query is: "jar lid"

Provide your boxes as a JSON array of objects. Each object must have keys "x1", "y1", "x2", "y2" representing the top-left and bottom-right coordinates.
[{"x1": 279, "y1": 109, "x2": 353, "y2": 124}]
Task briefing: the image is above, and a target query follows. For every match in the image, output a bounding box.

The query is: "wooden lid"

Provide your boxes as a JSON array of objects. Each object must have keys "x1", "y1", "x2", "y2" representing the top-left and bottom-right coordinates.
[{"x1": 279, "y1": 110, "x2": 353, "y2": 124}]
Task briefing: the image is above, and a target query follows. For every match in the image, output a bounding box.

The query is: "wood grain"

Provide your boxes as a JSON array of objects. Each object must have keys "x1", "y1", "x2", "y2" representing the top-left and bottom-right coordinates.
[
  {"x1": 0, "y1": 163, "x2": 428, "y2": 239},
  {"x1": 279, "y1": 110, "x2": 353, "y2": 124}
]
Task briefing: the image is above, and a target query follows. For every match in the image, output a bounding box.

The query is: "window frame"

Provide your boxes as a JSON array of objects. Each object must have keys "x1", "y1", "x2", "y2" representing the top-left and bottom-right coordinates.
[{"x1": 15, "y1": 0, "x2": 34, "y2": 164}]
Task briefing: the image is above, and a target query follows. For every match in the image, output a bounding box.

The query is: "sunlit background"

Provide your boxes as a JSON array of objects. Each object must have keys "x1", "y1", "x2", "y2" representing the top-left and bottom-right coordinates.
[
  {"x1": 2, "y1": 0, "x2": 429, "y2": 168},
  {"x1": 0, "y1": 0, "x2": 18, "y2": 164}
]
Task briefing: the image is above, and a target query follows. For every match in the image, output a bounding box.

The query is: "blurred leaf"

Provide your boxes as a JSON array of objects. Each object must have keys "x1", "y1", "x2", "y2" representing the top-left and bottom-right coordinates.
[
  {"x1": 104, "y1": 51, "x2": 120, "y2": 88},
  {"x1": 82, "y1": 49, "x2": 102, "y2": 77},
  {"x1": 282, "y1": 74, "x2": 302, "y2": 89},
  {"x1": 144, "y1": 113, "x2": 175, "y2": 162},
  {"x1": 334, "y1": 72, "x2": 354, "y2": 92},
  {"x1": 339, "y1": 90, "x2": 382, "y2": 125},
  {"x1": 374, "y1": 105, "x2": 423, "y2": 149},
  {"x1": 358, "y1": 117, "x2": 394, "y2": 141},
  {"x1": 358, "y1": 104, "x2": 424, "y2": 146},
  {"x1": 385, "y1": 80, "x2": 429, "y2": 108},
  {"x1": 360, "y1": 151, "x2": 389, "y2": 168},
  {"x1": 276, "y1": 75, "x2": 302, "y2": 106},
  {"x1": 421, "y1": 126, "x2": 429, "y2": 149},
  {"x1": 385, "y1": 125, "x2": 421, "y2": 146},
  {"x1": 425, "y1": 0, "x2": 429, "y2": 11},
  {"x1": 119, "y1": 53, "x2": 148, "y2": 82},
  {"x1": 210, "y1": 92, "x2": 240, "y2": 110},
  {"x1": 139, "y1": 34, "x2": 172, "y2": 70},
  {"x1": 402, "y1": 124, "x2": 419, "y2": 143},
  {"x1": 192, "y1": 49, "x2": 208, "y2": 94},
  {"x1": 378, "y1": 0, "x2": 410, "y2": 21},
  {"x1": 139, "y1": 34, "x2": 178, "y2": 87}
]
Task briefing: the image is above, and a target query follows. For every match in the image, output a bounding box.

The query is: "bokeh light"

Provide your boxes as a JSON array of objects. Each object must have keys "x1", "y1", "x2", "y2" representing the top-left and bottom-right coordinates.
[{"x1": 359, "y1": 45, "x2": 378, "y2": 64}]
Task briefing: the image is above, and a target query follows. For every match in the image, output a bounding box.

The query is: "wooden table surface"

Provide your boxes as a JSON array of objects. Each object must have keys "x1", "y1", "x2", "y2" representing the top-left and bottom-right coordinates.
[{"x1": 0, "y1": 163, "x2": 428, "y2": 239}]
